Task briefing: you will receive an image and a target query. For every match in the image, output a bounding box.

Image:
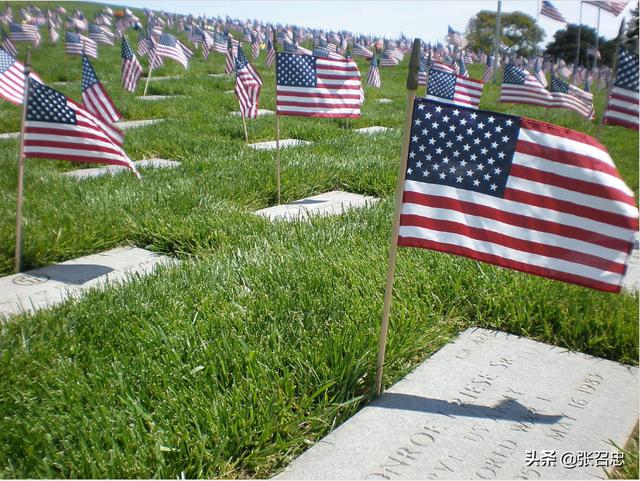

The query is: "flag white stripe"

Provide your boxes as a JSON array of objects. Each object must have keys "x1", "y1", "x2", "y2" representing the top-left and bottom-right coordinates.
[{"x1": 518, "y1": 128, "x2": 614, "y2": 167}]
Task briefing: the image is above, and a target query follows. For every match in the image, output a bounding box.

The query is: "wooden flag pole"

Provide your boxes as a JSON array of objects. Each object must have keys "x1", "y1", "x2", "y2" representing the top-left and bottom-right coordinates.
[
  {"x1": 592, "y1": 6, "x2": 602, "y2": 72},
  {"x1": 15, "y1": 46, "x2": 31, "y2": 273},
  {"x1": 492, "y1": 0, "x2": 503, "y2": 84},
  {"x1": 273, "y1": 31, "x2": 281, "y2": 205},
  {"x1": 374, "y1": 38, "x2": 421, "y2": 397},
  {"x1": 143, "y1": 66, "x2": 153, "y2": 96},
  {"x1": 240, "y1": 102, "x2": 249, "y2": 142},
  {"x1": 596, "y1": 20, "x2": 625, "y2": 139}
]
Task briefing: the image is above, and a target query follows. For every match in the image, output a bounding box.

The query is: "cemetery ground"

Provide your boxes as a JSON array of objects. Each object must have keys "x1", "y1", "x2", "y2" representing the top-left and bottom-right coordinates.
[{"x1": 0, "y1": 3, "x2": 638, "y2": 478}]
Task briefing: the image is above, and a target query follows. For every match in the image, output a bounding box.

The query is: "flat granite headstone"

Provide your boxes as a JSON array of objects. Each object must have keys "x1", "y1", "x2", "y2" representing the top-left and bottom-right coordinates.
[
  {"x1": 148, "y1": 75, "x2": 181, "y2": 81},
  {"x1": 622, "y1": 245, "x2": 639, "y2": 292},
  {"x1": 0, "y1": 247, "x2": 173, "y2": 319},
  {"x1": 277, "y1": 328, "x2": 638, "y2": 480},
  {"x1": 63, "y1": 159, "x2": 180, "y2": 180},
  {"x1": 0, "y1": 132, "x2": 19, "y2": 140},
  {"x1": 231, "y1": 109, "x2": 274, "y2": 117},
  {"x1": 377, "y1": 98, "x2": 393, "y2": 104},
  {"x1": 355, "y1": 126, "x2": 393, "y2": 135},
  {"x1": 208, "y1": 73, "x2": 228, "y2": 78},
  {"x1": 256, "y1": 190, "x2": 378, "y2": 221},
  {"x1": 247, "y1": 139, "x2": 311, "y2": 151},
  {"x1": 225, "y1": 90, "x2": 235, "y2": 94},
  {"x1": 137, "y1": 95, "x2": 184, "y2": 101},
  {"x1": 116, "y1": 119, "x2": 165, "y2": 130}
]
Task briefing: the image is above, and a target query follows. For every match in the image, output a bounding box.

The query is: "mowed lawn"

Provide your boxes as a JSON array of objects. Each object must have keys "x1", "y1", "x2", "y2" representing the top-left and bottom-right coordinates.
[{"x1": 0, "y1": 2, "x2": 638, "y2": 478}]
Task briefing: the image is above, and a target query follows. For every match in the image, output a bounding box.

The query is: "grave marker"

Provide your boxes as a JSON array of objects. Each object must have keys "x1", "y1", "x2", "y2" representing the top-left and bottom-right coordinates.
[
  {"x1": 63, "y1": 159, "x2": 179, "y2": 180},
  {"x1": 355, "y1": 126, "x2": 393, "y2": 135},
  {"x1": 137, "y1": 95, "x2": 184, "y2": 101},
  {"x1": 247, "y1": 139, "x2": 310, "y2": 151}
]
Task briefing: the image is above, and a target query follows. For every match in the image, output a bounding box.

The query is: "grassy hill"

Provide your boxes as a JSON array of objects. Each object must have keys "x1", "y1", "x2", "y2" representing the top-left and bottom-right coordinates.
[{"x1": 0, "y1": 2, "x2": 637, "y2": 478}]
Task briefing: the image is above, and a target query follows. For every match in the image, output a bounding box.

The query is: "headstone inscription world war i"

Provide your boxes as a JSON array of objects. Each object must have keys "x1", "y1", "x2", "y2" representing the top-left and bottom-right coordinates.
[{"x1": 277, "y1": 328, "x2": 638, "y2": 480}]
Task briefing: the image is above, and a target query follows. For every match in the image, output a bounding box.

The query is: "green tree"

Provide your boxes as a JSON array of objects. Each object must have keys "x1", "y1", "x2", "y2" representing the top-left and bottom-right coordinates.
[
  {"x1": 465, "y1": 10, "x2": 545, "y2": 57},
  {"x1": 544, "y1": 24, "x2": 616, "y2": 67},
  {"x1": 625, "y1": 6, "x2": 639, "y2": 52}
]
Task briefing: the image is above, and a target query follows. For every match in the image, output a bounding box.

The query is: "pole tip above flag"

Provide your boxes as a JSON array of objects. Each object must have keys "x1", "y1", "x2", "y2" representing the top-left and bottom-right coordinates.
[{"x1": 407, "y1": 38, "x2": 421, "y2": 91}]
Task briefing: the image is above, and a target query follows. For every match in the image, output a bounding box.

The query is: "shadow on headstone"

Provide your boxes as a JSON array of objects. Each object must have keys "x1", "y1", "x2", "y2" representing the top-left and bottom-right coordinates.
[
  {"x1": 36, "y1": 264, "x2": 114, "y2": 285},
  {"x1": 375, "y1": 392, "x2": 564, "y2": 424}
]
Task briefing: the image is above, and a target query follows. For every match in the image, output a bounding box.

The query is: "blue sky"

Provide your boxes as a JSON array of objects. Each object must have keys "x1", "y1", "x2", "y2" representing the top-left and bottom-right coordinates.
[{"x1": 108, "y1": 1, "x2": 634, "y2": 44}]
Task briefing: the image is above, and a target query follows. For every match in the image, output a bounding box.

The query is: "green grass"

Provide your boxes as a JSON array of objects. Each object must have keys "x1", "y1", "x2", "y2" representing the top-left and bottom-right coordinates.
[{"x1": 0, "y1": 2, "x2": 638, "y2": 478}]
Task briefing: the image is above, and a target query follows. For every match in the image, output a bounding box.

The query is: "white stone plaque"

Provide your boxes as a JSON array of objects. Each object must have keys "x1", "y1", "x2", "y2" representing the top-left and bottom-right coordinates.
[
  {"x1": 63, "y1": 159, "x2": 180, "y2": 179},
  {"x1": 247, "y1": 139, "x2": 311, "y2": 151},
  {"x1": 137, "y1": 95, "x2": 184, "y2": 101},
  {"x1": 0, "y1": 247, "x2": 174, "y2": 319},
  {"x1": 231, "y1": 109, "x2": 274, "y2": 117},
  {"x1": 378, "y1": 98, "x2": 393, "y2": 104},
  {"x1": 277, "y1": 328, "x2": 638, "y2": 480},
  {"x1": 116, "y1": 119, "x2": 165, "y2": 130},
  {"x1": 355, "y1": 126, "x2": 393, "y2": 135},
  {"x1": 256, "y1": 191, "x2": 378, "y2": 221},
  {"x1": 0, "y1": 132, "x2": 19, "y2": 140}
]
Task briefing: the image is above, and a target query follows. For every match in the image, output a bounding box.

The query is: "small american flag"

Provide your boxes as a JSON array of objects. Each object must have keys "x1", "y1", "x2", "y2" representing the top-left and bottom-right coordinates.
[
  {"x1": 234, "y1": 45, "x2": 262, "y2": 119},
  {"x1": 65, "y1": 31, "x2": 97, "y2": 58},
  {"x1": 313, "y1": 46, "x2": 344, "y2": 60},
  {"x1": 447, "y1": 25, "x2": 465, "y2": 48},
  {"x1": 121, "y1": 36, "x2": 142, "y2": 92},
  {"x1": 81, "y1": 53, "x2": 121, "y2": 124},
  {"x1": 426, "y1": 68, "x2": 483, "y2": 109},
  {"x1": 367, "y1": 55, "x2": 381, "y2": 88},
  {"x1": 251, "y1": 33, "x2": 260, "y2": 59},
  {"x1": 550, "y1": 75, "x2": 594, "y2": 119},
  {"x1": 379, "y1": 49, "x2": 399, "y2": 67},
  {"x1": 1, "y1": 28, "x2": 17, "y2": 56},
  {"x1": 48, "y1": 18, "x2": 59, "y2": 44},
  {"x1": 418, "y1": 52, "x2": 429, "y2": 86},
  {"x1": 265, "y1": 37, "x2": 275, "y2": 68},
  {"x1": 482, "y1": 54, "x2": 495, "y2": 83},
  {"x1": 352, "y1": 42, "x2": 373, "y2": 59},
  {"x1": 225, "y1": 37, "x2": 236, "y2": 75},
  {"x1": 500, "y1": 63, "x2": 552, "y2": 107},
  {"x1": 0, "y1": 48, "x2": 43, "y2": 105},
  {"x1": 532, "y1": 56, "x2": 547, "y2": 87},
  {"x1": 23, "y1": 78, "x2": 138, "y2": 176},
  {"x1": 138, "y1": 29, "x2": 152, "y2": 56},
  {"x1": 540, "y1": 0, "x2": 567, "y2": 22},
  {"x1": 276, "y1": 51, "x2": 362, "y2": 118},
  {"x1": 399, "y1": 98, "x2": 638, "y2": 293},
  {"x1": 584, "y1": 0, "x2": 629, "y2": 16},
  {"x1": 155, "y1": 32, "x2": 189, "y2": 69},
  {"x1": 9, "y1": 22, "x2": 40, "y2": 46},
  {"x1": 603, "y1": 46, "x2": 639, "y2": 130},
  {"x1": 88, "y1": 23, "x2": 114, "y2": 45},
  {"x1": 213, "y1": 32, "x2": 227, "y2": 54}
]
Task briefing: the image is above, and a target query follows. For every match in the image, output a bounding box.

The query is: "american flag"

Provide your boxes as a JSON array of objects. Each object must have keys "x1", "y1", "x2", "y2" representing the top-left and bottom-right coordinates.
[
  {"x1": 540, "y1": 0, "x2": 567, "y2": 22},
  {"x1": 0, "y1": 48, "x2": 43, "y2": 106},
  {"x1": 603, "y1": 46, "x2": 639, "y2": 130},
  {"x1": 81, "y1": 53, "x2": 121, "y2": 124},
  {"x1": 225, "y1": 37, "x2": 236, "y2": 75},
  {"x1": 447, "y1": 25, "x2": 465, "y2": 48},
  {"x1": 399, "y1": 99, "x2": 638, "y2": 293},
  {"x1": 500, "y1": 63, "x2": 552, "y2": 107},
  {"x1": 265, "y1": 37, "x2": 276, "y2": 68},
  {"x1": 121, "y1": 36, "x2": 142, "y2": 92},
  {"x1": 234, "y1": 45, "x2": 262, "y2": 119},
  {"x1": 24, "y1": 78, "x2": 137, "y2": 175},
  {"x1": 178, "y1": 37, "x2": 193, "y2": 61},
  {"x1": 48, "y1": 18, "x2": 59, "y2": 44},
  {"x1": 251, "y1": 33, "x2": 260, "y2": 59},
  {"x1": 276, "y1": 52, "x2": 362, "y2": 118},
  {"x1": 379, "y1": 49, "x2": 399, "y2": 67},
  {"x1": 88, "y1": 23, "x2": 114, "y2": 45},
  {"x1": 155, "y1": 32, "x2": 189, "y2": 69},
  {"x1": 458, "y1": 56, "x2": 468, "y2": 77},
  {"x1": 9, "y1": 22, "x2": 40, "y2": 46},
  {"x1": 138, "y1": 29, "x2": 152, "y2": 56},
  {"x1": 584, "y1": 0, "x2": 629, "y2": 16},
  {"x1": 532, "y1": 56, "x2": 547, "y2": 87},
  {"x1": 198, "y1": 28, "x2": 211, "y2": 60},
  {"x1": 352, "y1": 42, "x2": 373, "y2": 59},
  {"x1": 65, "y1": 31, "x2": 98, "y2": 58},
  {"x1": 284, "y1": 39, "x2": 312, "y2": 55},
  {"x1": 367, "y1": 55, "x2": 381, "y2": 88},
  {"x1": 482, "y1": 54, "x2": 495, "y2": 83},
  {"x1": 418, "y1": 52, "x2": 429, "y2": 86},
  {"x1": 1, "y1": 28, "x2": 17, "y2": 56},
  {"x1": 313, "y1": 46, "x2": 344, "y2": 60},
  {"x1": 432, "y1": 59, "x2": 456, "y2": 74},
  {"x1": 213, "y1": 32, "x2": 227, "y2": 53},
  {"x1": 550, "y1": 75, "x2": 594, "y2": 119},
  {"x1": 242, "y1": 26, "x2": 252, "y2": 43},
  {"x1": 426, "y1": 68, "x2": 483, "y2": 109}
]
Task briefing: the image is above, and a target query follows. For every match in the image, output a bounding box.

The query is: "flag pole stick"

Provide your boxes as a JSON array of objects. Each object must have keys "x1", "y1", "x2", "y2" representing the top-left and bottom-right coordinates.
[
  {"x1": 374, "y1": 38, "x2": 421, "y2": 397},
  {"x1": 575, "y1": 1, "x2": 583, "y2": 68},
  {"x1": 273, "y1": 31, "x2": 281, "y2": 205},
  {"x1": 593, "y1": 6, "x2": 602, "y2": 72},
  {"x1": 143, "y1": 66, "x2": 153, "y2": 96},
  {"x1": 596, "y1": 20, "x2": 625, "y2": 139},
  {"x1": 492, "y1": 0, "x2": 502, "y2": 84},
  {"x1": 240, "y1": 102, "x2": 249, "y2": 142},
  {"x1": 15, "y1": 46, "x2": 31, "y2": 273}
]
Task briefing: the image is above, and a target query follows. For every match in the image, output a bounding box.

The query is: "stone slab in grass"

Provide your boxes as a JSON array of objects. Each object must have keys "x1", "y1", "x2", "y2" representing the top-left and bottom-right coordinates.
[
  {"x1": 230, "y1": 109, "x2": 274, "y2": 117},
  {"x1": 277, "y1": 327, "x2": 638, "y2": 480},
  {"x1": 147, "y1": 75, "x2": 182, "y2": 81},
  {"x1": 256, "y1": 190, "x2": 378, "y2": 222},
  {"x1": 116, "y1": 118, "x2": 165, "y2": 130},
  {"x1": 0, "y1": 247, "x2": 173, "y2": 319},
  {"x1": 63, "y1": 159, "x2": 180, "y2": 180},
  {"x1": 0, "y1": 132, "x2": 19, "y2": 140},
  {"x1": 137, "y1": 95, "x2": 184, "y2": 101},
  {"x1": 247, "y1": 139, "x2": 311, "y2": 151},
  {"x1": 377, "y1": 98, "x2": 393, "y2": 104},
  {"x1": 354, "y1": 126, "x2": 393, "y2": 135},
  {"x1": 225, "y1": 90, "x2": 235, "y2": 94},
  {"x1": 208, "y1": 73, "x2": 228, "y2": 78},
  {"x1": 622, "y1": 246, "x2": 639, "y2": 292}
]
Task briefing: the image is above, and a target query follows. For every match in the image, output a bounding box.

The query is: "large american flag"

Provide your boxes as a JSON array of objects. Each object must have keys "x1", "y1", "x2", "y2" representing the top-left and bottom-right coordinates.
[
  {"x1": 550, "y1": 75, "x2": 594, "y2": 119},
  {"x1": 427, "y1": 68, "x2": 483, "y2": 109},
  {"x1": 603, "y1": 47, "x2": 639, "y2": 130},
  {"x1": 9, "y1": 22, "x2": 40, "y2": 46},
  {"x1": 584, "y1": 0, "x2": 629, "y2": 16},
  {"x1": 65, "y1": 31, "x2": 97, "y2": 58},
  {"x1": 121, "y1": 36, "x2": 142, "y2": 92},
  {"x1": 540, "y1": 0, "x2": 567, "y2": 22},
  {"x1": 1, "y1": 27, "x2": 17, "y2": 56},
  {"x1": 501, "y1": 63, "x2": 553, "y2": 107},
  {"x1": 276, "y1": 51, "x2": 362, "y2": 118},
  {"x1": 398, "y1": 99, "x2": 638, "y2": 293},
  {"x1": 82, "y1": 53, "x2": 121, "y2": 125},
  {"x1": 367, "y1": 55, "x2": 381, "y2": 88},
  {"x1": 23, "y1": 78, "x2": 137, "y2": 175},
  {"x1": 234, "y1": 45, "x2": 262, "y2": 119},
  {"x1": 0, "y1": 48, "x2": 43, "y2": 105},
  {"x1": 155, "y1": 32, "x2": 189, "y2": 68}
]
